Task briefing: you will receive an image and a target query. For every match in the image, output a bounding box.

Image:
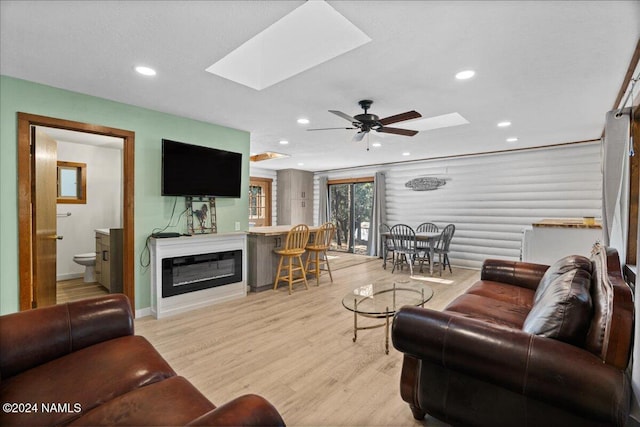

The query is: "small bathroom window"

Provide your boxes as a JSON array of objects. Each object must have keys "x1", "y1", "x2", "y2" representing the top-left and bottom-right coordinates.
[{"x1": 57, "y1": 161, "x2": 86, "y2": 204}]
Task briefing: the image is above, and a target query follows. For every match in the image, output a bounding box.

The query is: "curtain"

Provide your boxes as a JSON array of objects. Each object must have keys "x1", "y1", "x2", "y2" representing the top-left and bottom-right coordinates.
[
  {"x1": 602, "y1": 108, "x2": 631, "y2": 261},
  {"x1": 318, "y1": 176, "x2": 328, "y2": 225},
  {"x1": 367, "y1": 171, "x2": 387, "y2": 256}
]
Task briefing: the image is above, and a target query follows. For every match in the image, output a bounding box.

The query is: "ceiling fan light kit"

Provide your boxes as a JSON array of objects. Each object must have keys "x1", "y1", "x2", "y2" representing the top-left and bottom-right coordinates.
[{"x1": 309, "y1": 99, "x2": 421, "y2": 141}]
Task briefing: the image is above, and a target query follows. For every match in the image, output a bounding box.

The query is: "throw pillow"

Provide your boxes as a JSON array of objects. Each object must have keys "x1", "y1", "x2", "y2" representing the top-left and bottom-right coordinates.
[
  {"x1": 534, "y1": 255, "x2": 592, "y2": 305},
  {"x1": 523, "y1": 268, "x2": 592, "y2": 345}
]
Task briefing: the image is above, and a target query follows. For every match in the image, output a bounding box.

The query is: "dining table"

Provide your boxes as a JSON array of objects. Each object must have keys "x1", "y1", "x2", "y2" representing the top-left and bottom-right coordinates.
[{"x1": 383, "y1": 231, "x2": 442, "y2": 275}]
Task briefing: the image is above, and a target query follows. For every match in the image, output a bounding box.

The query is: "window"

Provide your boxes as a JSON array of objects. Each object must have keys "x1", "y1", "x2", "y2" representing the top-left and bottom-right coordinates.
[{"x1": 57, "y1": 161, "x2": 86, "y2": 204}]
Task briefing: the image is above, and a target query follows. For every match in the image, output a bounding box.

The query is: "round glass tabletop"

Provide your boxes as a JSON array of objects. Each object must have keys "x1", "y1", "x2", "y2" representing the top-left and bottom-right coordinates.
[{"x1": 342, "y1": 280, "x2": 434, "y2": 317}]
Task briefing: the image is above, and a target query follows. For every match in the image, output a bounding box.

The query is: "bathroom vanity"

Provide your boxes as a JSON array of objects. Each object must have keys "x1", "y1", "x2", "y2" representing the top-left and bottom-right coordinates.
[{"x1": 95, "y1": 228, "x2": 124, "y2": 292}]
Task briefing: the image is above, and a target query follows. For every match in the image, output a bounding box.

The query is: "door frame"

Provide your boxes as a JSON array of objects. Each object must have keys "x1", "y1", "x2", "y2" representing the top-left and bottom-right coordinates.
[
  {"x1": 249, "y1": 176, "x2": 273, "y2": 227},
  {"x1": 17, "y1": 112, "x2": 135, "y2": 313},
  {"x1": 328, "y1": 177, "x2": 374, "y2": 253}
]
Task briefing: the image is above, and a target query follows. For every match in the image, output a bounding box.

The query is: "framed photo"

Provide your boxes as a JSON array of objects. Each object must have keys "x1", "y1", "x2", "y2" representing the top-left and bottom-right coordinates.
[{"x1": 186, "y1": 197, "x2": 217, "y2": 234}]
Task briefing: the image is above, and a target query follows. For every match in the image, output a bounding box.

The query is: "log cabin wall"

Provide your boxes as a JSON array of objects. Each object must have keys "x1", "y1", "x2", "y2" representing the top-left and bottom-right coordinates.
[{"x1": 313, "y1": 141, "x2": 601, "y2": 269}]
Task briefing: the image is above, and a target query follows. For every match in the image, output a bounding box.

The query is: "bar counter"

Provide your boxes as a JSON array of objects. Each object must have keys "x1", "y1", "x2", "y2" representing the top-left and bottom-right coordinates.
[
  {"x1": 246, "y1": 225, "x2": 318, "y2": 292},
  {"x1": 532, "y1": 218, "x2": 602, "y2": 229}
]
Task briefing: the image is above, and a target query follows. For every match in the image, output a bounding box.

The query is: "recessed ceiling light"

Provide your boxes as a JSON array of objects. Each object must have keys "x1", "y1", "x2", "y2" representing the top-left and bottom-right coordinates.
[
  {"x1": 506, "y1": 137, "x2": 518, "y2": 142},
  {"x1": 402, "y1": 152, "x2": 411, "y2": 156},
  {"x1": 279, "y1": 140, "x2": 289, "y2": 145},
  {"x1": 297, "y1": 162, "x2": 305, "y2": 166},
  {"x1": 135, "y1": 66, "x2": 156, "y2": 76},
  {"x1": 297, "y1": 118, "x2": 310, "y2": 124},
  {"x1": 372, "y1": 142, "x2": 382, "y2": 148},
  {"x1": 455, "y1": 70, "x2": 475, "y2": 80},
  {"x1": 497, "y1": 121, "x2": 511, "y2": 127}
]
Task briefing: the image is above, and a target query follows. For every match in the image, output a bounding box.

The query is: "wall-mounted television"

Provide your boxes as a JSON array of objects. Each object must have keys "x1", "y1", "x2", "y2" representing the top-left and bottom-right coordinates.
[{"x1": 162, "y1": 139, "x2": 242, "y2": 198}]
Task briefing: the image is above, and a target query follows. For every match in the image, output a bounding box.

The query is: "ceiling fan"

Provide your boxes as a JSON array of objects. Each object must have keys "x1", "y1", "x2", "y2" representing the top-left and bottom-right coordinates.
[{"x1": 308, "y1": 100, "x2": 421, "y2": 141}]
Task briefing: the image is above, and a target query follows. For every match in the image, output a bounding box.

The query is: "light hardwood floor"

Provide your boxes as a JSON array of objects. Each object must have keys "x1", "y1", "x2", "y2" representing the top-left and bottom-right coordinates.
[
  {"x1": 136, "y1": 254, "x2": 480, "y2": 426},
  {"x1": 57, "y1": 278, "x2": 108, "y2": 304}
]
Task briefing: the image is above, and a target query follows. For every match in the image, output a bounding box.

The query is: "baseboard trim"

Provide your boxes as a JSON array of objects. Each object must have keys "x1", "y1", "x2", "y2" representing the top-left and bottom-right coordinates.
[
  {"x1": 135, "y1": 307, "x2": 152, "y2": 318},
  {"x1": 57, "y1": 273, "x2": 83, "y2": 281}
]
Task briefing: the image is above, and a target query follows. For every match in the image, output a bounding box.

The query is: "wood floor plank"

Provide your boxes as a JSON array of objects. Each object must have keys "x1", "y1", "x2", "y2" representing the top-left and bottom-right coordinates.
[
  {"x1": 56, "y1": 278, "x2": 108, "y2": 304},
  {"x1": 136, "y1": 254, "x2": 478, "y2": 426}
]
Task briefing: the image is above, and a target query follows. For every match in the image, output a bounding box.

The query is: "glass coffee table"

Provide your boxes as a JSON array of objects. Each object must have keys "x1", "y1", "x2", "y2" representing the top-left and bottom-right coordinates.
[{"x1": 342, "y1": 280, "x2": 434, "y2": 354}]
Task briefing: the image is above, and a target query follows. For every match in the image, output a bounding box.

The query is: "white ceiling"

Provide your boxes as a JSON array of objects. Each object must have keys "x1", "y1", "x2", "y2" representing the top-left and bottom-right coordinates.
[
  {"x1": 1, "y1": 1, "x2": 638, "y2": 172},
  {"x1": 38, "y1": 127, "x2": 124, "y2": 150}
]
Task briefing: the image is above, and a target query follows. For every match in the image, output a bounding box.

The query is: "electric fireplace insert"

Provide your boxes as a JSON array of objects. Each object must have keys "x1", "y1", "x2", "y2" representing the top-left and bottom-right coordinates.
[{"x1": 161, "y1": 250, "x2": 242, "y2": 298}]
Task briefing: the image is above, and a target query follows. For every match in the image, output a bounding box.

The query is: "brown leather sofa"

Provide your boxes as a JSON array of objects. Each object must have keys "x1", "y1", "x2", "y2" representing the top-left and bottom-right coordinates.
[
  {"x1": 392, "y1": 244, "x2": 634, "y2": 427},
  {"x1": 0, "y1": 294, "x2": 285, "y2": 426}
]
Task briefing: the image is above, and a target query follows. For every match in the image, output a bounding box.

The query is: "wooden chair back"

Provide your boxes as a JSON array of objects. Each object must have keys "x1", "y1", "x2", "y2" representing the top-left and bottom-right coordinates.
[
  {"x1": 313, "y1": 222, "x2": 335, "y2": 249},
  {"x1": 380, "y1": 223, "x2": 394, "y2": 249},
  {"x1": 417, "y1": 222, "x2": 439, "y2": 233},
  {"x1": 285, "y1": 224, "x2": 310, "y2": 251},
  {"x1": 390, "y1": 224, "x2": 416, "y2": 253},
  {"x1": 436, "y1": 224, "x2": 455, "y2": 252}
]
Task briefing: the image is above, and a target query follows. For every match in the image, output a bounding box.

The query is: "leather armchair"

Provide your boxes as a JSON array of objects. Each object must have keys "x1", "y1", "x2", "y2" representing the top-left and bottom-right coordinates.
[{"x1": 0, "y1": 294, "x2": 286, "y2": 427}]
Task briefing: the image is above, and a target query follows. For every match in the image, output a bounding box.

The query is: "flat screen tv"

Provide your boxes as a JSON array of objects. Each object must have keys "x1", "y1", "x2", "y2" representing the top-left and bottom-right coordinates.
[{"x1": 162, "y1": 139, "x2": 242, "y2": 198}]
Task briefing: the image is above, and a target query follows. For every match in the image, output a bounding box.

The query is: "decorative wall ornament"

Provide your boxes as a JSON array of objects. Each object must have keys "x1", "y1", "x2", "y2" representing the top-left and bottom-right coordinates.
[
  {"x1": 186, "y1": 197, "x2": 217, "y2": 234},
  {"x1": 405, "y1": 176, "x2": 449, "y2": 191}
]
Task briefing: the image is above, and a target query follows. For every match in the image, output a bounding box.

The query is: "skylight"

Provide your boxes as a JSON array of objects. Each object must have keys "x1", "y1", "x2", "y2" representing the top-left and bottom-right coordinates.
[
  {"x1": 205, "y1": 1, "x2": 371, "y2": 90},
  {"x1": 402, "y1": 112, "x2": 469, "y2": 131}
]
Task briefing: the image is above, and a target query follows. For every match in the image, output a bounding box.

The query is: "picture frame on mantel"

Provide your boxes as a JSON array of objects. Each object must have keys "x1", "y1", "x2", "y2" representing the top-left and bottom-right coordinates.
[{"x1": 186, "y1": 197, "x2": 217, "y2": 234}]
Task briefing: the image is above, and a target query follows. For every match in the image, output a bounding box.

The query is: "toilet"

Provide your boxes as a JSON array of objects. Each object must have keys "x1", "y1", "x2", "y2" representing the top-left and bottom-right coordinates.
[{"x1": 73, "y1": 253, "x2": 96, "y2": 283}]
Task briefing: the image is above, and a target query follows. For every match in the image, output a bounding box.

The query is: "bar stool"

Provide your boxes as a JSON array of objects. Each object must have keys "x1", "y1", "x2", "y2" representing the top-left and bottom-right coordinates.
[
  {"x1": 273, "y1": 224, "x2": 310, "y2": 294},
  {"x1": 305, "y1": 222, "x2": 335, "y2": 286}
]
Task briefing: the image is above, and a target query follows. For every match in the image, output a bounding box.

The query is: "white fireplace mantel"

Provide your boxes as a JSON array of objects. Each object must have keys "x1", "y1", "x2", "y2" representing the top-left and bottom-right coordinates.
[{"x1": 150, "y1": 232, "x2": 247, "y2": 319}]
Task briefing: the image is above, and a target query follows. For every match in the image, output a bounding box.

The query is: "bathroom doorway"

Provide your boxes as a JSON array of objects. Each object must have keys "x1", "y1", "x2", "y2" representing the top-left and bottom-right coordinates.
[
  {"x1": 40, "y1": 126, "x2": 124, "y2": 305},
  {"x1": 17, "y1": 113, "x2": 135, "y2": 313}
]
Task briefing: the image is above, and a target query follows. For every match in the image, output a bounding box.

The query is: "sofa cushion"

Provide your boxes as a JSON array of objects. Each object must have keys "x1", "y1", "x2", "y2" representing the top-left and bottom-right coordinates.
[
  {"x1": 445, "y1": 293, "x2": 531, "y2": 329},
  {"x1": 68, "y1": 376, "x2": 215, "y2": 426},
  {"x1": 465, "y1": 280, "x2": 536, "y2": 308},
  {"x1": 0, "y1": 335, "x2": 176, "y2": 427},
  {"x1": 523, "y1": 268, "x2": 593, "y2": 345},
  {"x1": 534, "y1": 255, "x2": 592, "y2": 304}
]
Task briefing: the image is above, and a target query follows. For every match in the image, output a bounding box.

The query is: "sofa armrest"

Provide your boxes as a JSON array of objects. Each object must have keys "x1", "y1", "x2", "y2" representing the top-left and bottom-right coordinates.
[
  {"x1": 481, "y1": 258, "x2": 549, "y2": 290},
  {"x1": 0, "y1": 294, "x2": 133, "y2": 380},
  {"x1": 392, "y1": 306, "x2": 630, "y2": 422},
  {"x1": 186, "y1": 394, "x2": 286, "y2": 426}
]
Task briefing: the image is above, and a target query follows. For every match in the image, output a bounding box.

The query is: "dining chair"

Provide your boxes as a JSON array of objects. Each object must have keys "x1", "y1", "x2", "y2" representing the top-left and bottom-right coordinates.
[
  {"x1": 415, "y1": 222, "x2": 439, "y2": 266},
  {"x1": 434, "y1": 224, "x2": 455, "y2": 276},
  {"x1": 304, "y1": 222, "x2": 335, "y2": 286},
  {"x1": 390, "y1": 224, "x2": 420, "y2": 276},
  {"x1": 379, "y1": 223, "x2": 395, "y2": 269},
  {"x1": 273, "y1": 224, "x2": 310, "y2": 294}
]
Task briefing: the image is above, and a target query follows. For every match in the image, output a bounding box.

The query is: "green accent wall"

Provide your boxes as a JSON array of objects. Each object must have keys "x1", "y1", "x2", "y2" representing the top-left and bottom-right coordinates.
[{"x1": 0, "y1": 76, "x2": 250, "y2": 314}]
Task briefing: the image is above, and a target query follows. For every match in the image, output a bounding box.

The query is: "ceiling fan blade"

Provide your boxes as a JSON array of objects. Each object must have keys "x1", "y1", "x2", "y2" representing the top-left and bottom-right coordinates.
[
  {"x1": 378, "y1": 110, "x2": 422, "y2": 126},
  {"x1": 329, "y1": 110, "x2": 360, "y2": 123},
  {"x1": 377, "y1": 127, "x2": 419, "y2": 137},
  {"x1": 353, "y1": 131, "x2": 367, "y2": 142},
  {"x1": 307, "y1": 127, "x2": 356, "y2": 131}
]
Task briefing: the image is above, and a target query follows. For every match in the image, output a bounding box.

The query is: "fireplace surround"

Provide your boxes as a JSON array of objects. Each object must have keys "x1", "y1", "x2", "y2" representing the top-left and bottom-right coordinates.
[{"x1": 150, "y1": 233, "x2": 247, "y2": 318}]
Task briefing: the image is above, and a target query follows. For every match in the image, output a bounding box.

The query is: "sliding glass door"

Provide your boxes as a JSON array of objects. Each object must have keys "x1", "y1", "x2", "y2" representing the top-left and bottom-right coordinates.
[{"x1": 328, "y1": 181, "x2": 373, "y2": 254}]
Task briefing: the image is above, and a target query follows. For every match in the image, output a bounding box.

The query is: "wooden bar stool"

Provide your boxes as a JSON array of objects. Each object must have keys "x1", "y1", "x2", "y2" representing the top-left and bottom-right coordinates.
[
  {"x1": 273, "y1": 224, "x2": 310, "y2": 294},
  {"x1": 305, "y1": 222, "x2": 335, "y2": 286}
]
